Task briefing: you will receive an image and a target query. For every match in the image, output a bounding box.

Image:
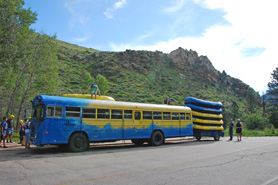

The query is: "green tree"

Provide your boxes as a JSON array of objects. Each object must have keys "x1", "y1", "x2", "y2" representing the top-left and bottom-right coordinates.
[
  {"x1": 232, "y1": 101, "x2": 239, "y2": 120},
  {"x1": 243, "y1": 112, "x2": 271, "y2": 130},
  {"x1": 95, "y1": 74, "x2": 109, "y2": 95},
  {"x1": 0, "y1": 0, "x2": 59, "y2": 128},
  {"x1": 0, "y1": 0, "x2": 37, "y2": 118},
  {"x1": 267, "y1": 67, "x2": 278, "y2": 127}
]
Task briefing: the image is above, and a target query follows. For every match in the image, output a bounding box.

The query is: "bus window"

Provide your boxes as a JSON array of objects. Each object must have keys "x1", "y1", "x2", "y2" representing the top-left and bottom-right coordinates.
[
  {"x1": 47, "y1": 106, "x2": 63, "y2": 117},
  {"x1": 180, "y1": 113, "x2": 185, "y2": 120},
  {"x1": 56, "y1": 107, "x2": 63, "y2": 117},
  {"x1": 153, "y1": 112, "x2": 162, "y2": 120},
  {"x1": 172, "y1": 112, "x2": 179, "y2": 120},
  {"x1": 163, "y1": 112, "x2": 171, "y2": 120},
  {"x1": 134, "y1": 112, "x2": 141, "y2": 120},
  {"x1": 111, "y1": 109, "x2": 123, "y2": 119},
  {"x1": 186, "y1": 113, "x2": 191, "y2": 120},
  {"x1": 66, "y1": 107, "x2": 80, "y2": 118},
  {"x1": 82, "y1": 108, "x2": 96, "y2": 118},
  {"x1": 33, "y1": 104, "x2": 45, "y2": 122},
  {"x1": 143, "y1": 111, "x2": 152, "y2": 120},
  {"x1": 97, "y1": 109, "x2": 110, "y2": 119},
  {"x1": 124, "y1": 110, "x2": 132, "y2": 119}
]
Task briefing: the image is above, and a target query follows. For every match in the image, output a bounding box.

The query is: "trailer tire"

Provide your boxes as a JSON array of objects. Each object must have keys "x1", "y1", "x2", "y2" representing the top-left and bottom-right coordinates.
[
  {"x1": 68, "y1": 133, "x2": 89, "y2": 152},
  {"x1": 214, "y1": 132, "x2": 220, "y2": 141}
]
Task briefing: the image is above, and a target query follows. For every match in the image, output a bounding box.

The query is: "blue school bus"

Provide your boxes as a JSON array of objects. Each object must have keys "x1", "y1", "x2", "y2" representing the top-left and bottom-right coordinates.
[{"x1": 28, "y1": 95, "x2": 193, "y2": 152}]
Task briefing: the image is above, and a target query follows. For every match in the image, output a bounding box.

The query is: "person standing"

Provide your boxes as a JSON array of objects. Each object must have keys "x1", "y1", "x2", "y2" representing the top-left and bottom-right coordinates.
[
  {"x1": 85, "y1": 83, "x2": 101, "y2": 99},
  {"x1": 6, "y1": 115, "x2": 14, "y2": 143},
  {"x1": 18, "y1": 120, "x2": 25, "y2": 144},
  {"x1": 1, "y1": 117, "x2": 8, "y2": 148},
  {"x1": 228, "y1": 119, "x2": 234, "y2": 141},
  {"x1": 236, "y1": 119, "x2": 242, "y2": 141},
  {"x1": 25, "y1": 118, "x2": 31, "y2": 148}
]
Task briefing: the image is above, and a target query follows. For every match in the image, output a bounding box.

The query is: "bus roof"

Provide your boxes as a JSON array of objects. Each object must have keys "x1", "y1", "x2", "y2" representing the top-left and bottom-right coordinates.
[{"x1": 33, "y1": 95, "x2": 191, "y2": 112}]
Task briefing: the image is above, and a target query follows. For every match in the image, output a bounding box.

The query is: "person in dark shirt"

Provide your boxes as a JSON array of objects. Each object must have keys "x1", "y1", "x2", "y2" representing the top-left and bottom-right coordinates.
[
  {"x1": 18, "y1": 120, "x2": 25, "y2": 144},
  {"x1": 228, "y1": 119, "x2": 234, "y2": 141},
  {"x1": 236, "y1": 119, "x2": 242, "y2": 141},
  {"x1": 6, "y1": 115, "x2": 14, "y2": 143}
]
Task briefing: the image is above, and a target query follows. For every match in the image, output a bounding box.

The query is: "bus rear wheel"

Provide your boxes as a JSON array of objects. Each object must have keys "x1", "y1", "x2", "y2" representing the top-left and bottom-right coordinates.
[
  {"x1": 68, "y1": 133, "x2": 89, "y2": 152},
  {"x1": 149, "y1": 131, "x2": 164, "y2": 146}
]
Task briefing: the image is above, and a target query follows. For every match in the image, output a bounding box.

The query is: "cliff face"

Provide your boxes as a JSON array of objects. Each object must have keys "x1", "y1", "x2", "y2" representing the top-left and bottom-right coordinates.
[
  {"x1": 90, "y1": 47, "x2": 250, "y2": 97},
  {"x1": 169, "y1": 47, "x2": 250, "y2": 96}
]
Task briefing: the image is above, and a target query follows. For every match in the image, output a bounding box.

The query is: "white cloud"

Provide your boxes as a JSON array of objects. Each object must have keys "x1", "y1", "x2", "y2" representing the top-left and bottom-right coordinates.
[
  {"x1": 114, "y1": 0, "x2": 126, "y2": 9},
  {"x1": 72, "y1": 37, "x2": 89, "y2": 43},
  {"x1": 163, "y1": 0, "x2": 187, "y2": 13},
  {"x1": 110, "y1": 0, "x2": 278, "y2": 93},
  {"x1": 104, "y1": 0, "x2": 127, "y2": 19}
]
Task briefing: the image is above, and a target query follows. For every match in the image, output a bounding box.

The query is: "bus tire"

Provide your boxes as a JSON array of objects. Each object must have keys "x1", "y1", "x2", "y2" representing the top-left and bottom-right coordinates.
[
  {"x1": 68, "y1": 133, "x2": 89, "y2": 152},
  {"x1": 131, "y1": 139, "x2": 145, "y2": 146},
  {"x1": 196, "y1": 136, "x2": 201, "y2": 141},
  {"x1": 149, "y1": 131, "x2": 164, "y2": 146},
  {"x1": 214, "y1": 132, "x2": 220, "y2": 141}
]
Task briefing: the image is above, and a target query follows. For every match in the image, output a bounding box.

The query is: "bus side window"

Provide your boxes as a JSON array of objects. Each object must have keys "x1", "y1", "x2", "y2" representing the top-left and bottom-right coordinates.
[
  {"x1": 186, "y1": 113, "x2": 191, "y2": 120},
  {"x1": 47, "y1": 106, "x2": 55, "y2": 117},
  {"x1": 111, "y1": 109, "x2": 123, "y2": 119},
  {"x1": 180, "y1": 113, "x2": 185, "y2": 120},
  {"x1": 143, "y1": 111, "x2": 152, "y2": 120},
  {"x1": 153, "y1": 112, "x2": 162, "y2": 120},
  {"x1": 124, "y1": 110, "x2": 132, "y2": 119},
  {"x1": 82, "y1": 108, "x2": 96, "y2": 118},
  {"x1": 66, "y1": 107, "x2": 80, "y2": 118},
  {"x1": 97, "y1": 109, "x2": 110, "y2": 119},
  {"x1": 172, "y1": 112, "x2": 179, "y2": 120},
  {"x1": 163, "y1": 112, "x2": 171, "y2": 120},
  {"x1": 56, "y1": 107, "x2": 63, "y2": 117},
  {"x1": 134, "y1": 112, "x2": 141, "y2": 120},
  {"x1": 47, "y1": 106, "x2": 63, "y2": 117}
]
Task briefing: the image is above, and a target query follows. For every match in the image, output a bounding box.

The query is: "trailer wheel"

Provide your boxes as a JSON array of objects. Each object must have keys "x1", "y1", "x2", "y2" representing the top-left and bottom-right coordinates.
[
  {"x1": 214, "y1": 132, "x2": 220, "y2": 141},
  {"x1": 68, "y1": 133, "x2": 89, "y2": 152},
  {"x1": 149, "y1": 131, "x2": 164, "y2": 146},
  {"x1": 196, "y1": 136, "x2": 201, "y2": 141}
]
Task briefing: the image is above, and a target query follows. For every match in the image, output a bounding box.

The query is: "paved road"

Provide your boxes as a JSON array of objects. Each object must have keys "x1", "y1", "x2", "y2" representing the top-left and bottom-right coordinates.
[{"x1": 1, "y1": 136, "x2": 278, "y2": 185}]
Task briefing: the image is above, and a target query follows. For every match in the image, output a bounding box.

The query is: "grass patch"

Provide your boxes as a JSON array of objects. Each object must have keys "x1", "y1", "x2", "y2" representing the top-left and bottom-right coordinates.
[{"x1": 224, "y1": 127, "x2": 278, "y2": 137}]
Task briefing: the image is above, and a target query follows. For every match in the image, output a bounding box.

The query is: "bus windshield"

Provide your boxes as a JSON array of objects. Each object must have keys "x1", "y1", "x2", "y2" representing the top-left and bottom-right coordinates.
[{"x1": 32, "y1": 104, "x2": 45, "y2": 122}]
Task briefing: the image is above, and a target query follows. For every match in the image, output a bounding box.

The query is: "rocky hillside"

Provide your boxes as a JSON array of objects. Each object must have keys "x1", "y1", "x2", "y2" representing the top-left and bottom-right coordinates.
[{"x1": 56, "y1": 41, "x2": 260, "y2": 126}]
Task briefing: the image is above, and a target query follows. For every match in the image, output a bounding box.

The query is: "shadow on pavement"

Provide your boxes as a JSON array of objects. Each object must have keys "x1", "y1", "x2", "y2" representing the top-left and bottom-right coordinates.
[{"x1": 0, "y1": 137, "x2": 223, "y2": 162}]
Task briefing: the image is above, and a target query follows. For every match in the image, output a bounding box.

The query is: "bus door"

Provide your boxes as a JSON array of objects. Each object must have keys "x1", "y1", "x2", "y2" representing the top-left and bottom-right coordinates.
[
  {"x1": 122, "y1": 110, "x2": 133, "y2": 139},
  {"x1": 64, "y1": 107, "x2": 82, "y2": 131},
  {"x1": 133, "y1": 111, "x2": 144, "y2": 138},
  {"x1": 180, "y1": 112, "x2": 190, "y2": 136},
  {"x1": 45, "y1": 106, "x2": 64, "y2": 143}
]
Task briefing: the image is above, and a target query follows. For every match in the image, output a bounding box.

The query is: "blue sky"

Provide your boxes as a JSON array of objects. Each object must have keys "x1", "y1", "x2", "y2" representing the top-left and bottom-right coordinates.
[{"x1": 24, "y1": 0, "x2": 278, "y2": 93}]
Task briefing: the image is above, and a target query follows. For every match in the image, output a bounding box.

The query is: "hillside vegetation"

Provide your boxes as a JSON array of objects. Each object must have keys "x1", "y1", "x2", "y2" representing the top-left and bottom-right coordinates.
[{"x1": 55, "y1": 41, "x2": 262, "y2": 128}]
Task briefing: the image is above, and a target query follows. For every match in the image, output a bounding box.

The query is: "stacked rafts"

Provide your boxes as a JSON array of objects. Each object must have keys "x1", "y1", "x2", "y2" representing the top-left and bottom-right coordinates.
[{"x1": 184, "y1": 97, "x2": 224, "y2": 141}]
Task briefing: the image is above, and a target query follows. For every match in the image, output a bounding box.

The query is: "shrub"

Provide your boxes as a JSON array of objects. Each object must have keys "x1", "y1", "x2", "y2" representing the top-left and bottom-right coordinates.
[{"x1": 243, "y1": 113, "x2": 271, "y2": 130}]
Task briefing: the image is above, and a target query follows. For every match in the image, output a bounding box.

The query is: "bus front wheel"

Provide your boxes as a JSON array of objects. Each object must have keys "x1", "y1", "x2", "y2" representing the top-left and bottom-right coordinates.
[
  {"x1": 68, "y1": 133, "x2": 89, "y2": 152},
  {"x1": 149, "y1": 131, "x2": 164, "y2": 146}
]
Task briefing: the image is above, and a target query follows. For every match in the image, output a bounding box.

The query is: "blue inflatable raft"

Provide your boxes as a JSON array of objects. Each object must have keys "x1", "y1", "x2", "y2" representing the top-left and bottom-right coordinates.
[
  {"x1": 185, "y1": 103, "x2": 222, "y2": 114},
  {"x1": 184, "y1": 97, "x2": 222, "y2": 109}
]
